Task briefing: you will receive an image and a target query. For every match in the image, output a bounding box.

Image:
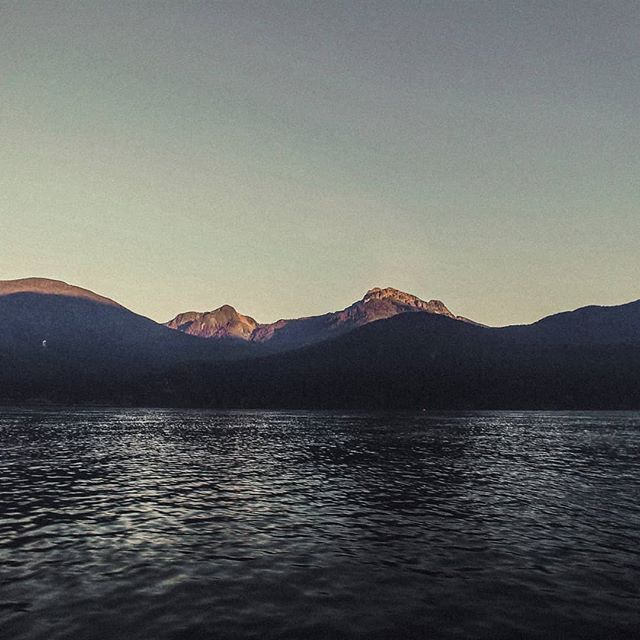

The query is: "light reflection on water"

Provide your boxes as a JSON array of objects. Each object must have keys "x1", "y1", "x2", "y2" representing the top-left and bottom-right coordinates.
[{"x1": 1, "y1": 409, "x2": 639, "y2": 639}]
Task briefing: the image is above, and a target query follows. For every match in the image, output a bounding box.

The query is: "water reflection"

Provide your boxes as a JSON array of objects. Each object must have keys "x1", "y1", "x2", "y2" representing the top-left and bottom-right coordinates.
[{"x1": 1, "y1": 409, "x2": 639, "y2": 639}]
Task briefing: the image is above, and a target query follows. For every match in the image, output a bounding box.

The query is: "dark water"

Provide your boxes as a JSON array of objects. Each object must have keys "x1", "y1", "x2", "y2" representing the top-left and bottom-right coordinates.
[{"x1": 1, "y1": 410, "x2": 639, "y2": 639}]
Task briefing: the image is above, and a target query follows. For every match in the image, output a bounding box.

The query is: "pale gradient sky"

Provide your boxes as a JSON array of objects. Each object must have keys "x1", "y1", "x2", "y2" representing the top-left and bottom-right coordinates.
[{"x1": 1, "y1": 1, "x2": 638, "y2": 326}]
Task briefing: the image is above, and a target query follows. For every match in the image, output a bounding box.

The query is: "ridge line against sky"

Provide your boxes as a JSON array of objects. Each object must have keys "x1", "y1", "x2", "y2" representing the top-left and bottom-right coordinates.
[
  {"x1": 1, "y1": 275, "x2": 638, "y2": 329},
  {"x1": 2, "y1": 1, "x2": 638, "y2": 326}
]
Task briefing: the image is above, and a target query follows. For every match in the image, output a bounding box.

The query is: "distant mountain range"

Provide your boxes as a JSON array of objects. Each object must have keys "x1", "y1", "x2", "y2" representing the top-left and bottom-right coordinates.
[
  {"x1": 1, "y1": 277, "x2": 639, "y2": 408},
  {"x1": 164, "y1": 286, "x2": 470, "y2": 351}
]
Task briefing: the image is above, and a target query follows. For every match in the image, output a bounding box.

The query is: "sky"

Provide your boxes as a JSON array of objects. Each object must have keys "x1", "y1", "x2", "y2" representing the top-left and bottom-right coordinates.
[{"x1": 1, "y1": 1, "x2": 638, "y2": 326}]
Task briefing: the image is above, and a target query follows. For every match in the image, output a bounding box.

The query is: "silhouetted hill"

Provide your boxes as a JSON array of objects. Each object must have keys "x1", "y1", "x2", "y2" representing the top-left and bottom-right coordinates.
[
  {"x1": 503, "y1": 300, "x2": 640, "y2": 345},
  {"x1": 0, "y1": 279, "x2": 249, "y2": 403},
  {"x1": 139, "y1": 304, "x2": 640, "y2": 409}
]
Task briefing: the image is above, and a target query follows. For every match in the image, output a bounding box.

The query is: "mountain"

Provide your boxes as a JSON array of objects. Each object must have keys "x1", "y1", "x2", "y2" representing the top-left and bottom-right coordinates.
[
  {"x1": 144, "y1": 300, "x2": 640, "y2": 410},
  {"x1": 0, "y1": 278, "x2": 249, "y2": 403},
  {"x1": 2, "y1": 277, "x2": 639, "y2": 408},
  {"x1": 165, "y1": 286, "x2": 465, "y2": 351},
  {"x1": 165, "y1": 305, "x2": 259, "y2": 340}
]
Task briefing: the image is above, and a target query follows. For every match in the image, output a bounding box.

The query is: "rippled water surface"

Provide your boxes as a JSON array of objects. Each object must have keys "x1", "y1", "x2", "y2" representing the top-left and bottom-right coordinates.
[{"x1": 1, "y1": 409, "x2": 639, "y2": 639}]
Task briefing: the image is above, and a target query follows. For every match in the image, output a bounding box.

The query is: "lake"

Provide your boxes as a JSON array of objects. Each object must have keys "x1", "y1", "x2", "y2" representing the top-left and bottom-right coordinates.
[{"x1": 0, "y1": 409, "x2": 639, "y2": 639}]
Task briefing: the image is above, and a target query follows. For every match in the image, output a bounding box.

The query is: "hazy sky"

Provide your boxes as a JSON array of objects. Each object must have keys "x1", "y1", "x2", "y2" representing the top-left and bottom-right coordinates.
[{"x1": 2, "y1": 1, "x2": 638, "y2": 325}]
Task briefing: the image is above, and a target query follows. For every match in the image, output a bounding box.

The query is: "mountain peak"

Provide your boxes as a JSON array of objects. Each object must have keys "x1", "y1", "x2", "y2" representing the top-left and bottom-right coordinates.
[
  {"x1": 364, "y1": 286, "x2": 418, "y2": 302},
  {"x1": 165, "y1": 304, "x2": 258, "y2": 340},
  {"x1": 361, "y1": 286, "x2": 453, "y2": 316}
]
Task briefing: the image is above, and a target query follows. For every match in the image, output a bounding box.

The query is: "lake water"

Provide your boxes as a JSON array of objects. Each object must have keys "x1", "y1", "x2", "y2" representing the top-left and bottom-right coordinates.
[{"x1": 0, "y1": 409, "x2": 639, "y2": 639}]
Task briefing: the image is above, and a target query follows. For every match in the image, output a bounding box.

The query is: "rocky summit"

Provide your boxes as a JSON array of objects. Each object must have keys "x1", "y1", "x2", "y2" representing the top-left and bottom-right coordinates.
[
  {"x1": 342, "y1": 287, "x2": 456, "y2": 322},
  {"x1": 165, "y1": 305, "x2": 259, "y2": 340}
]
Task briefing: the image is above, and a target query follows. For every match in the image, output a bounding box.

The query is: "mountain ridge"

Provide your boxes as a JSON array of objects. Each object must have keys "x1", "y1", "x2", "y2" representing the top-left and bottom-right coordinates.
[
  {"x1": 140, "y1": 309, "x2": 640, "y2": 409},
  {"x1": 164, "y1": 285, "x2": 464, "y2": 348},
  {"x1": 1, "y1": 276, "x2": 640, "y2": 408}
]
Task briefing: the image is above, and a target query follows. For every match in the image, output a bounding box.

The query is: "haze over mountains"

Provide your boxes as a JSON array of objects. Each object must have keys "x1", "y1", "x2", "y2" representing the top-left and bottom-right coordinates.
[{"x1": 1, "y1": 277, "x2": 639, "y2": 408}]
